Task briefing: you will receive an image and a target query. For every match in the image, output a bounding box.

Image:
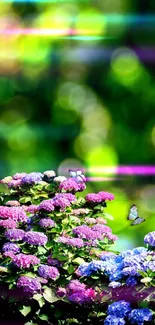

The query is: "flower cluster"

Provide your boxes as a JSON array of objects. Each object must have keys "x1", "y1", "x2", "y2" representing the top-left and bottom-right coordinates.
[
  {"x1": 13, "y1": 254, "x2": 40, "y2": 268},
  {"x1": 24, "y1": 231, "x2": 48, "y2": 246},
  {"x1": 0, "y1": 219, "x2": 17, "y2": 229},
  {"x1": 144, "y1": 231, "x2": 155, "y2": 247},
  {"x1": 21, "y1": 172, "x2": 43, "y2": 184},
  {"x1": 59, "y1": 280, "x2": 97, "y2": 304},
  {"x1": 38, "y1": 199, "x2": 55, "y2": 211},
  {"x1": 53, "y1": 193, "x2": 76, "y2": 211},
  {"x1": 0, "y1": 169, "x2": 154, "y2": 325},
  {"x1": 59, "y1": 178, "x2": 86, "y2": 192},
  {"x1": 104, "y1": 300, "x2": 153, "y2": 325},
  {"x1": 5, "y1": 229, "x2": 25, "y2": 241},
  {"x1": 17, "y1": 276, "x2": 41, "y2": 295},
  {"x1": 58, "y1": 236, "x2": 84, "y2": 248},
  {"x1": 78, "y1": 247, "x2": 154, "y2": 286},
  {"x1": 39, "y1": 218, "x2": 55, "y2": 228},
  {"x1": 86, "y1": 191, "x2": 114, "y2": 203},
  {"x1": 0, "y1": 206, "x2": 27, "y2": 222},
  {"x1": 38, "y1": 265, "x2": 60, "y2": 280},
  {"x1": 2, "y1": 242, "x2": 20, "y2": 254}
]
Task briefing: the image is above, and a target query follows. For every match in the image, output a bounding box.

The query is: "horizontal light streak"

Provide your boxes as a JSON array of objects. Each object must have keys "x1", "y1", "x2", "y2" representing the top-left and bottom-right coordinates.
[{"x1": 88, "y1": 166, "x2": 155, "y2": 175}]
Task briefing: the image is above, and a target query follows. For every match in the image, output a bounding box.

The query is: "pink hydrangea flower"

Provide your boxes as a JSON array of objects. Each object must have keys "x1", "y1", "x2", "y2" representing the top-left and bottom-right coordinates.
[
  {"x1": 59, "y1": 178, "x2": 86, "y2": 193},
  {"x1": 0, "y1": 206, "x2": 27, "y2": 222},
  {"x1": 25, "y1": 205, "x2": 39, "y2": 214},
  {"x1": 0, "y1": 219, "x2": 17, "y2": 229},
  {"x1": 13, "y1": 254, "x2": 40, "y2": 268}
]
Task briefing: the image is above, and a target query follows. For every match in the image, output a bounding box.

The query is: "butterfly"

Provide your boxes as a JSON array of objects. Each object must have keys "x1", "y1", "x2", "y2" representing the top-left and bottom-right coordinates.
[
  {"x1": 69, "y1": 169, "x2": 86, "y2": 183},
  {"x1": 127, "y1": 205, "x2": 145, "y2": 226}
]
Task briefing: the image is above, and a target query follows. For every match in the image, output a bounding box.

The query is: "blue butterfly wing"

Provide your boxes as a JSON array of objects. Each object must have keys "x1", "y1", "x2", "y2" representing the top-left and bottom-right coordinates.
[
  {"x1": 69, "y1": 169, "x2": 86, "y2": 182},
  {"x1": 69, "y1": 170, "x2": 77, "y2": 178},
  {"x1": 131, "y1": 217, "x2": 145, "y2": 226}
]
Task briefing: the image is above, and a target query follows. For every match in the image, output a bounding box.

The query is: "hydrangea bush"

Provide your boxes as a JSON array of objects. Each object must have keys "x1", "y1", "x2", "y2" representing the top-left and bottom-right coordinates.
[{"x1": 0, "y1": 170, "x2": 154, "y2": 325}]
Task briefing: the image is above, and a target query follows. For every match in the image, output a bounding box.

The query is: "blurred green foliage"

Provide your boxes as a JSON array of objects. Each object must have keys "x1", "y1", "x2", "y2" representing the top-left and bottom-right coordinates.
[{"x1": 0, "y1": 0, "x2": 155, "y2": 248}]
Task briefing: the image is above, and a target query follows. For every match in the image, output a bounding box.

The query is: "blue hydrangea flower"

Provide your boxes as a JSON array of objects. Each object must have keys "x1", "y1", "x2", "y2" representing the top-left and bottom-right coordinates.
[
  {"x1": 144, "y1": 231, "x2": 155, "y2": 247},
  {"x1": 78, "y1": 263, "x2": 92, "y2": 276},
  {"x1": 128, "y1": 308, "x2": 153, "y2": 325},
  {"x1": 126, "y1": 276, "x2": 138, "y2": 287},
  {"x1": 107, "y1": 300, "x2": 131, "y2": 318},
  {"x1": 132, "y1": 247, "x2": 147, "y2": 255},
  {"x1": 104, "y1": 315, "x2": 125, "y2": 325},
  {"x1": 108, "y1": 281, "x2": 122, "y2": 288}
]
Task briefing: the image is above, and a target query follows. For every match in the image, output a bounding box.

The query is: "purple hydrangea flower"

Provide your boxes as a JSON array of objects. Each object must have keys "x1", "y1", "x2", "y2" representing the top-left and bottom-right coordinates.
[
  {"x1": 56, "y1": 287, "x2": 67, "y2": 298},
  {"x1": 86, "y1": 191, "x2": 114, "y2": 203},
  {"x1": 12, "y1": 173, "x2": 27, "y2": 180},
  {"x1": 38, "y1": 264, "x2": 60, "y2": 280},
  {"x1": 144, "y1": 231, "x2": 155, "y2": 247},
  {"x1": 128, "y1": 308, "x2": 153, "y2": 325},
  {"x1": 39, "y1": 218, "x2": 55, "y2": 228},
  {"x1": 85, "y1": 193, "x2": 103, "y2": 203},
  {"x1": 47, "y1": 255, "x2": 62, "y2": 267},
  {"x1": 72, "y1": 225, "x2": 103, "y2": 240},
  {"x1": 67, "y1": 280, "x2": 86, "y2": 293},
  {"x1": 25, "y1": 205, "x2": 39, "y2": 214},
  {"x1": 24, "y1": 231, "x2": 48, "y2": 246},
  {"x1": 107, "y1": 300, "x2": 131, "y2": 318},
  {"x1": 38, "y1": 199, "x2": 55, "y2": 212},
  {"x1": 106, "y1": 233, "x2": 118, "y2": 242},
  {"x1": 104, "y1": 316, "x2": 125, "y2": 325},
  {"x1": 7, "y1": 179, "x2": 22, "y2": 188},
  {"x1": 59, "y1": 178, "x2": 86, "y2": 193},
  {"x1": 98, "y1": 191, "x2": 114, "y2": 201},
  {"x1": 17, "y1": 276, "x2": 41, "y2": 295},
  {"x1": 53, "y1": 193, "x2": 76, "y2": 211},
  {"x1": 5, "y1": 229, "x2": 25, "y2": 241},
  {"x1": 58, "y1": 236, "x2": 84, "y2": 248},
  {"x1": 0, "y1": 206, "x2": 27, "y2": 222},
  {"x1": 21, "y1": 172, "x2": 43, "y2": 184},
  {"x1": 91, "y1": 224, "x2": 112, "y2": 234},
  {"x1": 13, "y1": 254, "x2": 40, "y2": 268},
  {"x1": 3, "y1": 251, "x2": 15, "y2": 259},
  {"x1": 0, "y1": 219, "x2": 17, "y2": 229},
  {"x1": 2, "y1": 242, "x2": 20, "y2": 254},
  {"x1": 68, "y1": 288, "x2": 96, "y2": 304}
]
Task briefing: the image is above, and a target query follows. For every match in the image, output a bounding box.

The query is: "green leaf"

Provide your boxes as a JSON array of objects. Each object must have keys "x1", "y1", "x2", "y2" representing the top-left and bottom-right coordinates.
[
  {"x1": 72, "y1": 257, "x2": 85, "y2": 265},
  {"x1": 19, "y1": 305, "x2": 31, "y2": 317},
  {"x1": 43, "y1": 287, "x2": 60, "y2": 303},
  {"x1": 33, "y1": 294, "x2": 45, "y2": 307},
  {"x1": 138, "y1": 270, "x2": 148, "y2": 277},
  {"x1": 19, "y1": 196, "x2": 31, "y2": 204},
  {"x1": 37, "y1": 246, "x2": 47, "y2": 255},
  {"x1": 21, "y1": 272, "x2": 36, "y2": 278},
  {"x1": 45, "y1": 240, "x2": 53, "y2": 249},
  {"x1": 39, "y1": 314, "x2": 49, "y2": 321},
  {"x1": 68, "y1": 264, "x2": 75, "y2": 274}
]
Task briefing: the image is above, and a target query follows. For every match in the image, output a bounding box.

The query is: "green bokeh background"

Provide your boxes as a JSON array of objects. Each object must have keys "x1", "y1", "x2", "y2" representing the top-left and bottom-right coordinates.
[{"x1": 0, "y1": 0, "x2": 155, "y2": 250}]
